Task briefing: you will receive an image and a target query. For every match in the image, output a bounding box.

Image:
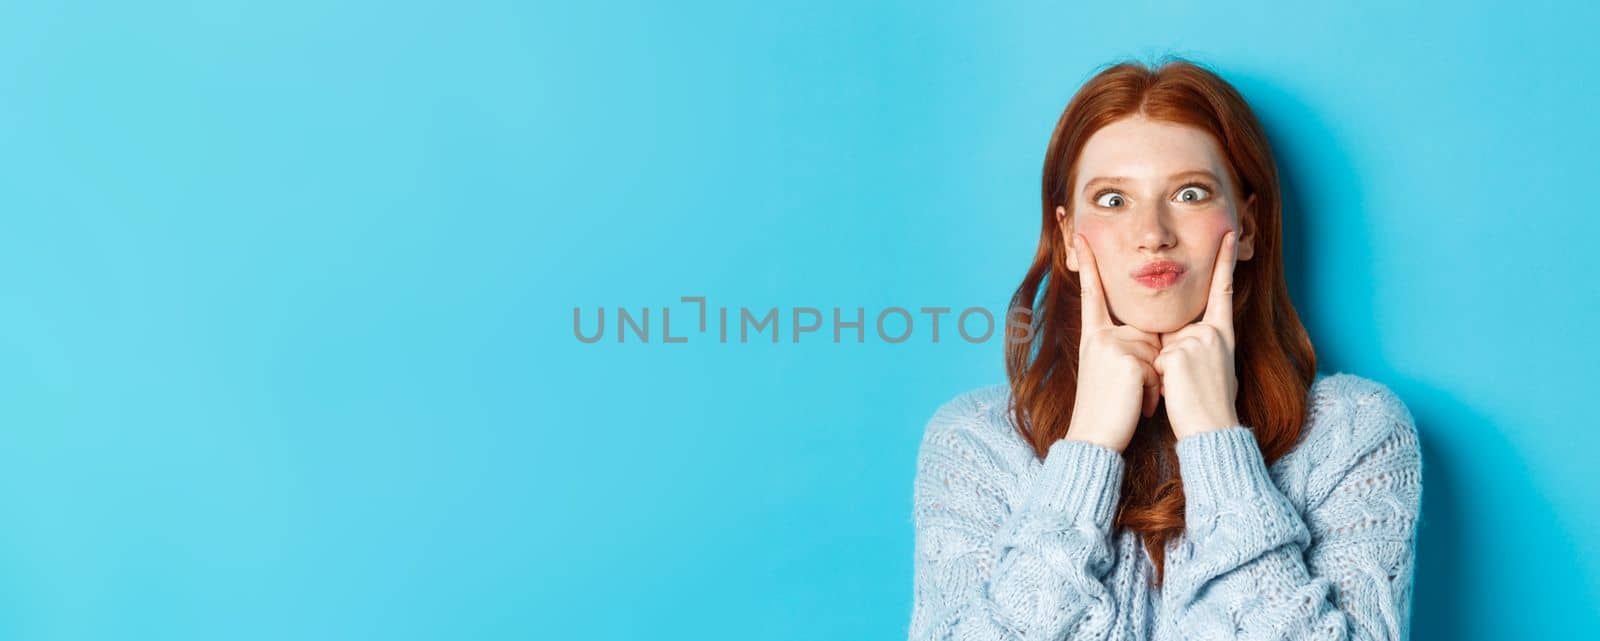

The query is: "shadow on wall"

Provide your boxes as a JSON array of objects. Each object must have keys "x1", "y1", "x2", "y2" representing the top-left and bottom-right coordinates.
[
  {"x1": 1227, "y1": 70, "x2": 1597, "y2": 639},
  {"x1": 1225, "y1": 70, "x2": 1372, "y2": 374},
  {"x1": 1405, "y1": 381, "x2": 1596, "y2": 640}
]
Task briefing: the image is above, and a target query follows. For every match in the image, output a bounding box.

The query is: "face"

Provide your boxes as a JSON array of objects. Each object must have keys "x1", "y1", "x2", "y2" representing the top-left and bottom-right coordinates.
[{"x1": 1058, "y1": 116, "x2": 1257, "y2": 334}]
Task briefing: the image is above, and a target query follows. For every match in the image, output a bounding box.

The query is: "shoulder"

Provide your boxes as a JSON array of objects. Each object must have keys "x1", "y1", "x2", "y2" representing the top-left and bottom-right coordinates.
[
  {"x1": 915, "y1": 382, "x2": 1034, "y2": 476},
  {"x1": 1293, "y1": 372, "x2": 1423, "y2": 501},
  {"x1": 1304, "y1": 372, "x2": 1418, "y2": 448},
  {"x1": 924, "y1": 382, "x2": 1013, "y2": 432},
  {"x1": 921, "y1": 382, "x2": 1023, "y2": 444}
]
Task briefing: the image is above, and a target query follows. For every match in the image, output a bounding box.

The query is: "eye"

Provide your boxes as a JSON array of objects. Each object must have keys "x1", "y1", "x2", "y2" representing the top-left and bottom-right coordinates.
[
  {"x1": 1175, "y1": 182, "x2": 1213, "y2": 203},
  {"x1": 1093, "y1": 190, "x2": 1126, "y2": 208}
]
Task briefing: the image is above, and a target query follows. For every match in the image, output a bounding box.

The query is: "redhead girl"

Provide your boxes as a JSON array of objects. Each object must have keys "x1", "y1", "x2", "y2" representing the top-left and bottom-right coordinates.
[{"x1": 908, "y1": 58, "x2": 1422, "y2": 641}]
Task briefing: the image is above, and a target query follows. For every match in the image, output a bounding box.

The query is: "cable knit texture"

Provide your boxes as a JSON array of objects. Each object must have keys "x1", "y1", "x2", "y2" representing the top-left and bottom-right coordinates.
[{"x1": 907, "y1": 372, "x2": 1423, "y2": 641}]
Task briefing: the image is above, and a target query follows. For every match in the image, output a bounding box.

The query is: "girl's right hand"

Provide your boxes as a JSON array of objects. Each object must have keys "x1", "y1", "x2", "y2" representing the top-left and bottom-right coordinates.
[{"x1": 1065, "y1": 233, "x2": 1163, "y2": 453}]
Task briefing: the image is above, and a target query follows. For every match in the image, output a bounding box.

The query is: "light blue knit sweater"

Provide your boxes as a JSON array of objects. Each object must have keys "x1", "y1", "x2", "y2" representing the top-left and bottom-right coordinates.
[{"x1": 908, "y1": 372, "x2": 1423, "y2": 640}]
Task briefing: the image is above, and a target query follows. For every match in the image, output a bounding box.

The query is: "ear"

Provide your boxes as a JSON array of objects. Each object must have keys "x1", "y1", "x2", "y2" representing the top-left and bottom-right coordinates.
[
  {"x1": 1236, "y1": 193, "x2": 1257, "y2": 261},
  {"x1": 1056, "y1": 206, "x2": 1079, "y2": 272}
]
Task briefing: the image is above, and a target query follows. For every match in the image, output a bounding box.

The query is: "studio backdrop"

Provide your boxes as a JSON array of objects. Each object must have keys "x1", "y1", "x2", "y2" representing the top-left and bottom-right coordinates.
[{"x1": 0, "y1": 1, "x2": 1596, "y2": 639}]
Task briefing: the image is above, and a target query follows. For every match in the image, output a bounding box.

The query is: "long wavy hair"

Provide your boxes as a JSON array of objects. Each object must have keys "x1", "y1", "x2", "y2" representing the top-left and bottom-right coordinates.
[{"x1": 1005, "y1": 57, "x2": 1317, "y2": 587}]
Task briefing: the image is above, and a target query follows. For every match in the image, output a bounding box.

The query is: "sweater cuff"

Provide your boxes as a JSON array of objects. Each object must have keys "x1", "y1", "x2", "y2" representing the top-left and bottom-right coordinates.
[
  {"x1": 1023, "y1": 438, "x2": 1125, "y2": 528},
  {"x1": 1175, "y1": 426, "x2": 1278, "y2": 509}
]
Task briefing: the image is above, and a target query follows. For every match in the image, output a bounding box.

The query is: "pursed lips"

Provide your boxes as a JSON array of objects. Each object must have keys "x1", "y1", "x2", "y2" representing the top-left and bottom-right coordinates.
[
  {"x1": 1130, "y1": 260, "x2": 1187, "y2": 289},
  {"x1": 1131, "y1": 260, "x2": 1186, "y2": 278}
]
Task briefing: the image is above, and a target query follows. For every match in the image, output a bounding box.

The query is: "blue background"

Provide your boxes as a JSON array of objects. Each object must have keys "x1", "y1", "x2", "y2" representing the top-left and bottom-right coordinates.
[{"x1": 2, "y1": 1, "x2": 1596, "y2": 639}]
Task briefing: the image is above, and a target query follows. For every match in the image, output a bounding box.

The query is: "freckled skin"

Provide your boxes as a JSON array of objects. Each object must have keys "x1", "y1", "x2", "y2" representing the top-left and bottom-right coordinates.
[{"x1": 1058, "y1": 116, "x2": 1257, "y2": 335}]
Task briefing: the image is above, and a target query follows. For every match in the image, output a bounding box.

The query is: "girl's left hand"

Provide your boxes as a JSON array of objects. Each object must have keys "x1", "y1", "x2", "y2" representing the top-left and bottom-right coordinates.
[{"x1": 1154, "y1": 230, "x2": 1242, "y2": 439}]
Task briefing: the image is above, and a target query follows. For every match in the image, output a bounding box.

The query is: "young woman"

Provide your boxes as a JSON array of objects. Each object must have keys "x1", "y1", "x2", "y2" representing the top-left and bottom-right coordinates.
[{"x1": 908, "y1": 58, "x2": 1423, "y2": 640}]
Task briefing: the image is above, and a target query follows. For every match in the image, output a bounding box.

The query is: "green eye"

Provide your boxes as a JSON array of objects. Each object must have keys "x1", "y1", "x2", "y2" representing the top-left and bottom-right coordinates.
[
  {"x1": 1093, "y1": 191, "x2": 1125, "y2": 208},
  {"x1": 1176, "y1": 183, "x2": 1213, "y2": 203}
]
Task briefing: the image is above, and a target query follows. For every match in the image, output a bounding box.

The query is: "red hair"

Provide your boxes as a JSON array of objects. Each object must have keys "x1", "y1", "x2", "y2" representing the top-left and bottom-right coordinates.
[{"x1": 1005, "y1": 56, "x2": 1317, "y2": 587}]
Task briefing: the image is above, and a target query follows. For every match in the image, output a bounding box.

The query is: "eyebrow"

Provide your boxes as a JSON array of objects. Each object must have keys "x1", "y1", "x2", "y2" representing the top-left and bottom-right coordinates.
[{"x1": 1084, "y1": 170, "x2": 1222, "y2": 191}]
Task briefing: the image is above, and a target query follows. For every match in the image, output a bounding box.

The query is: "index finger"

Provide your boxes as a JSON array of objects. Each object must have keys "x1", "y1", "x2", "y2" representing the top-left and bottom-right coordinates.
[
  {"x1": 1202, "y1": 230, "x2": 1237, "y2": 344},
  {"x1": 1075, "y1": 234, "x2": 1114, "y2": 331}
]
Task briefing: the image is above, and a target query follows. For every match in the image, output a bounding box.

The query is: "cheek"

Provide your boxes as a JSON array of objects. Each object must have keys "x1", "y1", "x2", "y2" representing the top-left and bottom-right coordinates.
[
  {"x1": 1074, "y1": 217, "x2": 1111, "y2": 236},
  {"x1": 1179, "y1": 214, "x2": 1235, "y2": 299},
  {"x1": 1181, "y1": 213, "x2": 1237, "y2": 255},
  {"x1": 1199, "y1": 208, "x2": 1238, "y2": 235},
  {"x1": 1073, "y1": 225, "x2": 1121, "y2": 276},
  {"x1": 1074, "y1": 220, "x2": 1115, "y2": 250}
]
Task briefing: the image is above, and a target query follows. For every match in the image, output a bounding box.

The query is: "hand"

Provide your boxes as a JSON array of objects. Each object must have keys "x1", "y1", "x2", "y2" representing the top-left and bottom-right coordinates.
[
  {"x1": 1153, "y1": 230, "x2": 1243, "y2": 439},
  {"x1": 1064, "y1": 233, "x2": 1164, "y2": 453}
]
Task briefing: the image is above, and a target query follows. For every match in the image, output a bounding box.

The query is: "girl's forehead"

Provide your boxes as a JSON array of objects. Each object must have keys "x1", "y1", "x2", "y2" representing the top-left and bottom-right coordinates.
[
  {"x1": 1082, "y1": 120, "x2": 1223, "y2": 164},
  {"x1": 1076, "y1": 119, "x2": 1229, "y2": 185}
]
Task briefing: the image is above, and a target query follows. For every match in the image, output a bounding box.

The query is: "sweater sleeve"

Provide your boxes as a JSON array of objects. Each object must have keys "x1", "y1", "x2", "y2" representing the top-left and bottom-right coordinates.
[
  {"x1": 907, "y1": 396, "x2": 1130, "y2": 641},
  {"x1": 1163, "y1": 389, "x2": 1423, "y2": 640}
]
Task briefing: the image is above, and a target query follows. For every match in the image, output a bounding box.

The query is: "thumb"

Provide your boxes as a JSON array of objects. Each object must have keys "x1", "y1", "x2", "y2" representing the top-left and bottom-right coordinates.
[{"x1": 1140, "y1": 360, "x2": 1161, "y2": 418}]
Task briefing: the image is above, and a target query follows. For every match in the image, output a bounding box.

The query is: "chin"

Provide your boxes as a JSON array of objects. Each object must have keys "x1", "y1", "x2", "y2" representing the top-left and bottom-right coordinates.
[
  {"x1": 1110, "y1": 305, "x2": 1201, "y2": 334},
  {"x1": 1123, "y1": 319, "x2": 1187, "y2": 334}
]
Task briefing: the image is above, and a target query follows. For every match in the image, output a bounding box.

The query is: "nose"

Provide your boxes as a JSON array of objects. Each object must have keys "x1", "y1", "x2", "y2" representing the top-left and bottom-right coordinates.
[{"x1": 1132, "y1": 201, "x2": 1178, "y2": 253}]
